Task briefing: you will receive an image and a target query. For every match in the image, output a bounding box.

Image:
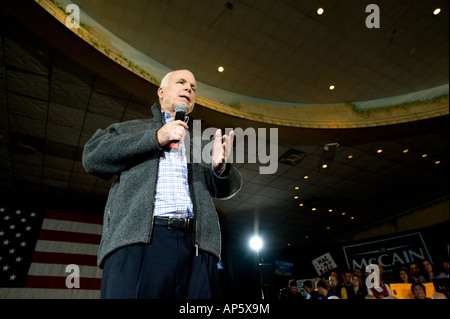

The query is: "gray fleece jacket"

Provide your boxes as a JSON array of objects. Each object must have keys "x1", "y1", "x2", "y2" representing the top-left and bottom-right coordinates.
[{"x1": 82, "y1": 104, "x2": 242, "y2": 268}]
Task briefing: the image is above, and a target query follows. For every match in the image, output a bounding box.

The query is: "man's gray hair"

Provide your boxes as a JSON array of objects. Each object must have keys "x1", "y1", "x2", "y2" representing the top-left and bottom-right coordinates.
[
  {"x1": 159, "y1": 69, "x2": 195, "y2": 88},
  {"x1": 159, "y1": 71, "x2": 172, "y2": 88}
]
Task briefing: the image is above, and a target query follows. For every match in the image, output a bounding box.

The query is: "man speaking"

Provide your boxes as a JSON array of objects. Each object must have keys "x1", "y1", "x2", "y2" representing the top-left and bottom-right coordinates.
[{"x1": 82, "y1": 69, "x2": 242, "y2": 299}]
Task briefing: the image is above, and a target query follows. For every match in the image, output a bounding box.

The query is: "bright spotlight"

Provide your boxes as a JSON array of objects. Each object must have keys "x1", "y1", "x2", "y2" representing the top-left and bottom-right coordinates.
[{"x1": 249, "y1": 236, "x2": 263, "y2": 251}]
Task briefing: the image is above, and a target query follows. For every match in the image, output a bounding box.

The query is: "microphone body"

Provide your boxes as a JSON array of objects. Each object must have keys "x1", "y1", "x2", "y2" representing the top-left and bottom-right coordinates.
[{"x1": 168, "y1": 104, "x2": 187, "y2": 150}]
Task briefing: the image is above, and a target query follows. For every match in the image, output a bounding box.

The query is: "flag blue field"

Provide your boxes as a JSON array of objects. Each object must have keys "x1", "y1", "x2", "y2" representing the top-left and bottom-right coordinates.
[{"x1": 0, "y1": 205, "x2": 103, "y2": 298}]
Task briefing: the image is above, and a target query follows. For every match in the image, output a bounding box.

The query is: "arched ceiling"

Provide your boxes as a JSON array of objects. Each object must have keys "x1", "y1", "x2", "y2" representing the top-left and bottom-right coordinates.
[{"x1": 70, "y1": 0, "x2": 449, "y2": 105}]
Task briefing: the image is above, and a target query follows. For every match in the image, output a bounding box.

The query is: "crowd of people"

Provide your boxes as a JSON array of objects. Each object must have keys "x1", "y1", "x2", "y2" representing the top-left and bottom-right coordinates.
[{"x1": 278, "y1": 259, "x2": 449, "y2": 300}]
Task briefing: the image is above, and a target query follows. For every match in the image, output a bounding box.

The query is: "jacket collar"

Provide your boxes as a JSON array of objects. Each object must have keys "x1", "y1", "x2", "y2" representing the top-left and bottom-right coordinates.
[{"x1": 151, "y1": 103, "x2": 162, "y2": 123}]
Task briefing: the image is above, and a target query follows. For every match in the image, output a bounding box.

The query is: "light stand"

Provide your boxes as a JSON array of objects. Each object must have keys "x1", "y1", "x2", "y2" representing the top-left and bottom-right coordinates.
[
  {"x1": 249, "y1": 236, "x2": 266, "y2": 300},
  {"x1": 257, "y1": 250, "x2": 266, "y2": 300}
]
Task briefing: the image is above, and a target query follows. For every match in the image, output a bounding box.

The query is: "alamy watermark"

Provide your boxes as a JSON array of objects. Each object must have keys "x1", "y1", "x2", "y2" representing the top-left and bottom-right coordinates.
[
  {"x1": 365, "y1": 264, "x2": 381, "y2": 289},
  {"x1": 65, "y1": 3, "x2": 380, "y2": 30},
  {"x1": 65, "y1": 264, "x2": 80, "y2": 288},
  {"x1": 176, "y1": 121, "x2": 279, "y2": 175},
  {"x1": 366, "y1": 4, "x2": 380, "y2": 29},
  {"x1": 65, "y1": 4, "x2": 80, "y2": 29}
]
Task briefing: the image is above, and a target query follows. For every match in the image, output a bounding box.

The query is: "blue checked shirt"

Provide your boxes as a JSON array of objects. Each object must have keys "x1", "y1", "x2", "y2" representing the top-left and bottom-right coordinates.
[{"x1": 153, "y1": 111, "x2": 194, "y2": 219}]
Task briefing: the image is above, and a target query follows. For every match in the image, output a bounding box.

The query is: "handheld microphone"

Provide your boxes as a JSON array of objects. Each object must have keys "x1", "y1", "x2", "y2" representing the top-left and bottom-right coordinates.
[
  {"x1": 168, "y1": 103, "x2": 188, "y2": 150},
  {"x1": 175, "y1": 103, "x2": 187, "y2": 121}
]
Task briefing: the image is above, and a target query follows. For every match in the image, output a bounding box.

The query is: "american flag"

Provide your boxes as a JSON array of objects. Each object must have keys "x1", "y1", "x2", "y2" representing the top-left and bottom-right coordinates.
[{"x1": 0, "y1": 206, "x2": 103, "y2": 298}]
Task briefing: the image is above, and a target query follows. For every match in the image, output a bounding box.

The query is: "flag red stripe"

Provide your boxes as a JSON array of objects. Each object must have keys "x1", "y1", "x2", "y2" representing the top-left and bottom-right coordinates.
[
  {"x1": 25, "y1": 275, "x2": 101, "y2": 290},
  {"x1": 38, "y1": 229, "x2": 101, "y2": 245},
  {"x1": 45, "y1": 209, "x2": 103, "y2": 225},
  {"x1": 31, "y1": 251, "x2": 98, "y2": 266}
]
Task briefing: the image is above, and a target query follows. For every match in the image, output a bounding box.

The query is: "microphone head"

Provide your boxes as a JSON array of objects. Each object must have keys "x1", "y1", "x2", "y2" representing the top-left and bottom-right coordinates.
[{"x1": 175, "y1": 103, "x2": 188, "y2": 114}]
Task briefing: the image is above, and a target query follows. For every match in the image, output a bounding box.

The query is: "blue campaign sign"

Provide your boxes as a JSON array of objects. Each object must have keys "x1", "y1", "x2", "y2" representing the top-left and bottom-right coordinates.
[{"x1": 274, "y1": 260, "x2": 294, "y2": 277}]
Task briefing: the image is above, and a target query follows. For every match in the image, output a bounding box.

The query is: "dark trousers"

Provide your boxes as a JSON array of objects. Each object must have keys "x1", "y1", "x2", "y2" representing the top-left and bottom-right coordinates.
[{"x1": 100, "y1": 225, "x2": 220, "y2": 299}]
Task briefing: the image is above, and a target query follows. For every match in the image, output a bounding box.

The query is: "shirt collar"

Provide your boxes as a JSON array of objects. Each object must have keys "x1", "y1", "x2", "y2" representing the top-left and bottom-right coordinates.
[{"x1": 161, "y1": 111, "x2": 189, "y2": 125}]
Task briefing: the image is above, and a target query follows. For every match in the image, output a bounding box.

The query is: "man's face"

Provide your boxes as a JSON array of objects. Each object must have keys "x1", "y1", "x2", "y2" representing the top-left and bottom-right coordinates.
[
  {"x1": 158, "y1": 70, "x2": 197, "y2": 115},
  {"x1": 410, "y1": 264, "x2": 420, "y2": 275},
  {"x1": 442, "y1": 261, "x2": 449, "y2": 273},
  {"x1": 343, "y1": 272, "x2": 352, "y2": 284},
  {"x1": 413, "y1": 285, "x2": 426, "y2": 299},
  {"x1": 353, "y1": 268, "x2": 362, "y2": 277},
  {"x1": 329, "y1": 276, "x2": 338, "y2": 287}
]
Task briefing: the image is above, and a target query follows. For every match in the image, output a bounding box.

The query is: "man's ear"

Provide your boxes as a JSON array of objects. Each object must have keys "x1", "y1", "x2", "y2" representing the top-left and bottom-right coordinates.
[{"x1": 157, "y1": 87, "x2": 164, "y2": 100}]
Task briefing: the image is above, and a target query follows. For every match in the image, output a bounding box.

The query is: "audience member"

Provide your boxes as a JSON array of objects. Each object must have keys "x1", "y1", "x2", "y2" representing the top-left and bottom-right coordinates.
[
  {"x1": 394, "y1": 266, "x2": 414, "y2": 283},
  {"x1": 421, "y1": 259, "x2": 438, "y2": 282},
  {"x1": 342, "y1": 269, "x2": 353, "y2": 286},
  {"x1": 353, "y1": 267, "x2": 367, "y2": 290},
  {"x1": 409, "y1": 263, "x2": 426, "y2": 283},
  {"x1": 323, "y1": 277, "x2": 330, "y2": 290},
  {"x1": 439, "y1": 261, "x2": 449, "y2": 277},
  {"x1": 329, "y1": 275, "x2": 341, "y2": 298},
  {"x1": 278, "y1": 279, "x2": 304, "y2": 300},
  {"x1": 316, "y1": 280, "x2": 339, "y2": 299},
  {"x1": 303, "y1": 280, "x2": 320, "y2": 300},
  {"x1": 434, "y1": 261, "x2": 448, "y2": 278},
  {"x1": 343, "y1": 275, "x2": 366, "y2": 300},
  {"x1": 340, "y1": 269, "x2": 353, "y2": 298},
  {"x1": 411, "y1": 282, "x2": 428, "y2": 299},
  {"x1": 431, "y1": 292, "x2": 448, "y2": 299},
  {"x1": 353, "y1": 268, "x2": 363, "y2": 278}
]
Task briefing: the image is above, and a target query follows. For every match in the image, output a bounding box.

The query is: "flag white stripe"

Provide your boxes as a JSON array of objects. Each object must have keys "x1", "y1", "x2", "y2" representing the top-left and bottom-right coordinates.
[
  {"x1": 28, "y1": 263, "x2": 102, "y2": 278},
  {"x1": 34, "y1": 240, "x2": 99, "y2": 256},
  {"x1": 0, "y1": 287, "x2": 101, "y2": 299},
  {"x1": 41, "y1": 218, "x2": 103, "y2": 235}
]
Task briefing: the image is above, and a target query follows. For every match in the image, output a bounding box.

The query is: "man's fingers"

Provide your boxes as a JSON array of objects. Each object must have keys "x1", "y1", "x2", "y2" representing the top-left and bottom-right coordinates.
[
  {"x1": 228, "y1": 130, "x2": 235, "y2": 143},
  {"x1": 175, "y1": 120, "x2": 189, "y2": 129},
  {"x1": 215, "y1": 128, "x2": 222, "y2": 137}
]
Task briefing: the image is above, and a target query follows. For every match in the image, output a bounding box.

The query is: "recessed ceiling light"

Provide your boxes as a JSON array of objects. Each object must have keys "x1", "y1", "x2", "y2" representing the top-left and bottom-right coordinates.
[
  {"x1": 317, "y1": 8, "x2": 324, "y2": 15},
  {"x1": 294, "y1": 196, "x2": 298, "y2": 199},
  {"x1": 299, "y1": 203, "x2": 304, "y2": 207},
  {"x1": 435, "y1": 160, "x2": 441, "y2": 164},
  {"x1": 322, "y1": 164, "x2": 328, "y2": 168},
  {"x1": 294, "y1": 186, "x2": 299, "y2": 190},
  {"x1": 326, "y1": 226, "x2": 330, "y2": 230},
  {"x1": 403, "y1": 149, "x2": 409, "y2": 153},
  {"x1": 218, "y1": 66, "x2": 224, "y2": 72},
  {"x1": 377, "y1": 149, "x2": 383, "y2": 154},
  {"x1": 351, "y1": 216, "x2": 355, "y2": 220},
  {"x1": 312, "y1": 207, "x2": 316, "y2": 211},
  {"x1": 433, "y1": 8, "x2": 441, "y2": 15},
  {"x1": 328, "y1": 209, "x2": 333, "y2": 213},
  {"x1": 422, "y1": 154, "x2": 428, "y2": 158},
  {"x1": 329, "y1": 85, "x2": 335, "y2": 90},
  {"x1": 347, "y1": 155, "x2": 353, "y2": 159},
  {"x1": 341, "y1": 212, "x2": 346, "y2": 216},
  {"x1": 303, "y1": 175, "x2": 309, "y2": 179}
]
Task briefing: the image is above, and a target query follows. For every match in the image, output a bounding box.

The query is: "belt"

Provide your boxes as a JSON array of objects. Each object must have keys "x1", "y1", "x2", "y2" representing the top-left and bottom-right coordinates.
[{"x1": 154, "y1": 216, "x2": 194, "y2": 231}]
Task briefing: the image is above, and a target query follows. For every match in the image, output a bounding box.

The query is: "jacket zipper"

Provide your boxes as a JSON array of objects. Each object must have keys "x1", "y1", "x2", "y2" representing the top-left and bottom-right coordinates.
[
  {"x1": 148, "y1": 161, "x2": 160, "y2": 243},
  {"x1": 187, "y1": 128, "x2": 199, "y2": 256},
  {"x1": 148, "y1": 112, "x2": 163, "y2": 243}
]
